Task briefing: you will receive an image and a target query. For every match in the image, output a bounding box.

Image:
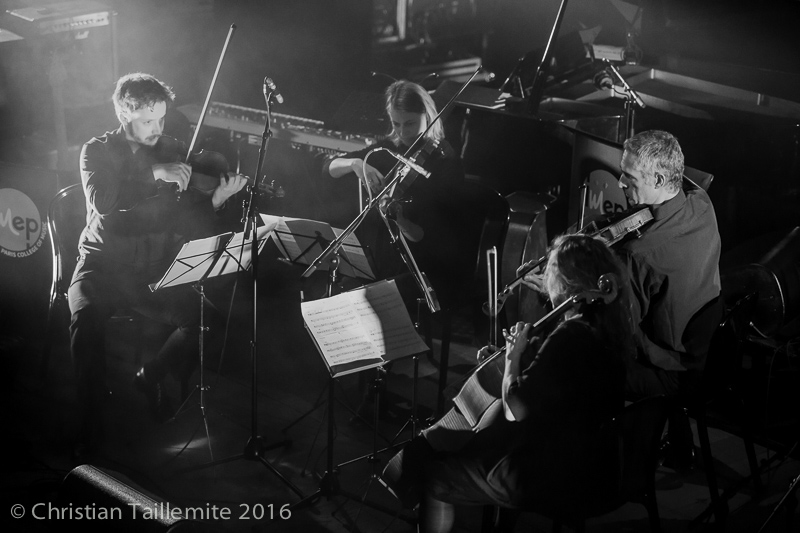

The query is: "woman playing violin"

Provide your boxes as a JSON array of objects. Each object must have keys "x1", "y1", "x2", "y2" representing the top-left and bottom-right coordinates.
[
  {"x1": 385, "y1": 234, "x2": 634, "y2": 532},
  {"x1": 68, "y1": 73, "x2": 246, "y2": 455},
  {"x1": 323, "y1": 80, "x2": 465, "y2": 305}
]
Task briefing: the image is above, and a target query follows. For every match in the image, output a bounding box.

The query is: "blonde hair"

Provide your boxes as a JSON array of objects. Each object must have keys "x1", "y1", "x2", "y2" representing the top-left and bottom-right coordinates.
[{"x1": 384, "y1": 80, "x2": 443, "y2": 145}]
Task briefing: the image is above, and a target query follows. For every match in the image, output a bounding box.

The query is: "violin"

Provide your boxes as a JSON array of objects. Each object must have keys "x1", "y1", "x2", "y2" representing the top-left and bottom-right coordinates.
[
  {"x1": 486, "y1": 206, "x2": 653, "y2": 315},
  {"x1": 152, "y1": 135, "x2": 282, "y2": 198},
  {"x1": 371, "y1": 138, "x2": 440, "y2": 207}
]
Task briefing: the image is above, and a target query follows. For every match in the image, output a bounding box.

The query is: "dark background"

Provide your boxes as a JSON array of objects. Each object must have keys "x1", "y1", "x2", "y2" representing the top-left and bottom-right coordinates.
[{"x1": 1, "y1": 0, "x2": 800, "y2": 335}]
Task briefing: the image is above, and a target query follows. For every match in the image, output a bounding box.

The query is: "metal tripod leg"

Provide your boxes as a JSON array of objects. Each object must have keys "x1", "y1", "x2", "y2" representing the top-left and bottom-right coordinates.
[{"x1": 171, "y1": 282, "x2": 214, "y2": 461}]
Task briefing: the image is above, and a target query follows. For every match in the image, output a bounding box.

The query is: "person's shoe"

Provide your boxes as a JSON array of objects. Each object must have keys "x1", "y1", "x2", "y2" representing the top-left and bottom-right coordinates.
[{"x1": 133, "y1": 368, "x2": 170, "y2": 422}]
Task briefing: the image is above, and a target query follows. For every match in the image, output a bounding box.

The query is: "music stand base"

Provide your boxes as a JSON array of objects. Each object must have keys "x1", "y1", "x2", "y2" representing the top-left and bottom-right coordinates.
[{"x1": 170, "y1": 384, "x2": 214, "y2": 460}]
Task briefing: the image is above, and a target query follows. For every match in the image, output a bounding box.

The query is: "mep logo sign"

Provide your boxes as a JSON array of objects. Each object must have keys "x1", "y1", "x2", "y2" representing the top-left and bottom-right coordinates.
[{"x1": 0, "y1": 188, "x2": 48, "y2": 259}]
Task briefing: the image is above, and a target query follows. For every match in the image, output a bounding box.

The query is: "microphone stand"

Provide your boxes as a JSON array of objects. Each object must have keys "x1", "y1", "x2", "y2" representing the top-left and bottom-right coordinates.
[
  {"x1": 603, "y1": 60, "x2": 646, "y2": 142},
  {"x1": 183, "y1": 84, "x2": 305, "y2": 502}
]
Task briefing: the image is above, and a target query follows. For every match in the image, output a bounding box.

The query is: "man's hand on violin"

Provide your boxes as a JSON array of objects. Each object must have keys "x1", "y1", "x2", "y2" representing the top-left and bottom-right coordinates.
[
  {"x1": 153, "y1": 162, "x2": 192, "y2": 192},
  {"x1": 212, "y1": 172, "x2": 248, "y2": 210}
]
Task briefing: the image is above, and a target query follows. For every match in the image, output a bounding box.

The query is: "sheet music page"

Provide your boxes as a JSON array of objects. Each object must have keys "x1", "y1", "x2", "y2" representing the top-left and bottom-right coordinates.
[
  {"x1": 269, "y1": 217, "x2": 337, "y2": 266},
  {"x1": 348, "y1": 280, "x2": 428, "y2": 359},
  {"x1": 333, "y1": 227, "x2": 375, "y2": 280},
  {"x1": 149, "y1": 232, "x2": 232, "y2": 291},
  {"x1": 301, "y1": 294, "x2": 380, "y2": 367},
  {"x1": 208, "y1": 222, "x2": 274, "y2": 278}
]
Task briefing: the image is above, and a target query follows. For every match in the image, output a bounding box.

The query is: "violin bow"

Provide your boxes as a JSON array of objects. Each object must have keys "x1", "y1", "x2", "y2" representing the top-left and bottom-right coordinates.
[{"x1": 184, "y1": 24, "x2": 236, "y2": 163}]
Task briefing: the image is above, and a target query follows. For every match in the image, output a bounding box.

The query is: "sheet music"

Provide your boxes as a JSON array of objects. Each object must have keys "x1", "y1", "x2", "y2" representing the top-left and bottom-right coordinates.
[
  {"x1": 266, "y1": 215, "x2": 336, "y2": 266},
  {"x1": 301, "y1": 294, "x2": 381, "y2": 367},
  {"x1": 351, "y1": 280, "x2": 428, "y2": 358},
  {"x1": 332, "y1": 227, "x2": 375, "y2": 280},
  {"x1": 207, "y1": 222, "x2": 274, "y2": 278},
  {"x1": 264, "y1": 214, "x2": 374, "y2": 280},
  {"x1": 149, "y1": 232, "x2": 233, "y2": 291},
  {"x1": 300, "y1": 279, "x2": 427, "y2": 370}
]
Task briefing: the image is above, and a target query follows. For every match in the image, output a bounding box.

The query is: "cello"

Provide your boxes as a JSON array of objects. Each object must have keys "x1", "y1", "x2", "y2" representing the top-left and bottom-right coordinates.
[{"x1": 381, "y1": 273, "x2": 621, "y2": 491}]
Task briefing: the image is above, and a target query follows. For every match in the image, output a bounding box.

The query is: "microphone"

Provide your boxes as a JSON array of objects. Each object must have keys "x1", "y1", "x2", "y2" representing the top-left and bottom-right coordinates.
[
  {"x1": 263, "y1": 77, "x2": 284, "y2": 105},
  {"x1": 593, "y1": 68, "x2": 614, "y2": 90},
  {"x1": 385, "y1": 150, "x2": 431, "y2": 179}
]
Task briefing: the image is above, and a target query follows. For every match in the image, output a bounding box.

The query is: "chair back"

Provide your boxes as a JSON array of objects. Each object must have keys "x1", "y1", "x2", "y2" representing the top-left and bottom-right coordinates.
[
  {"x1": 701, "y1": 293, "x2": 757, "y2": 397},
  {"x1": 681, "y1": 296, "x2": 724, "y2": 373},
  {"x1": 48, "y1": 183, "x2": 87, "y2": 300}
]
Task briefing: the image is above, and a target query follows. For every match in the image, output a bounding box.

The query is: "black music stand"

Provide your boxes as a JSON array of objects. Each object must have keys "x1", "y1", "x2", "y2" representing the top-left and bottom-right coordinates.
[
  {"x1": 149, "y1": 231, "x2": 233, "y2": 461},
  {"x1": 272, "y1": 214, "x2": 376, "y2": 440},
  {"x1": 175, "y1": 221, "x2": 305, "y2": 495},
  {"x1": 156, "y1": 226, "x2": 272, "y2": 460},
  {"x1": 291, "y1": 279, "x2": 428, "y2": 528},
  {"x1": 264, "y1": 214, "x2": 376, "y2": 297}
]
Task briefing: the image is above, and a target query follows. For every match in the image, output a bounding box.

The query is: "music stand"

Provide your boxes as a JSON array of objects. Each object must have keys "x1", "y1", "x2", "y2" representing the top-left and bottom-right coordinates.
[
  {"x1": 291, "y1": 280, "x2": 428, "y2": 528},
  {"x1": 151, "y1": 225, "x2": 273, "y2": 461},
  {"x1": 266, "y1": 214, "x2": 375, "y2": 293},
  {"x1": 175, "y1": 221, "x2": 306, "y2": 502},
  {"x1": 270, "y1": 214, "x2": 377, "y2": 435}
]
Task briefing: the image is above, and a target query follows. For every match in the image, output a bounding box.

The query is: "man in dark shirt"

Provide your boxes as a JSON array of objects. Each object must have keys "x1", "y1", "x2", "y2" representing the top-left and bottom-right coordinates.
[
  {"x1": 616, "y1": 130, "x2": 721, "y2": 466},
  {"x1": 69, "y1": 73, "x2": 246, "y2": 451},
  {"x1": 617, "y1": 130, "x2": 721, "y2": 393}
]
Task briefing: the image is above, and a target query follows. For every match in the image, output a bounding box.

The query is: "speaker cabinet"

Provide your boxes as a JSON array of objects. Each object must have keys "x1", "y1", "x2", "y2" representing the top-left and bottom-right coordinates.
[
  {"x1": 57, "y1": 465, "x2": 207, "y2": 532},
  {"x1": 0, "y1": 6, "x2": 117, "y2": 151}
]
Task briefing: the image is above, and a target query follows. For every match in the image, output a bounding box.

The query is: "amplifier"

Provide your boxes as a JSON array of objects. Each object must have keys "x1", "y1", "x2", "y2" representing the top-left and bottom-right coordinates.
[{"x1": 5, "y1": 0, "x2": 111, "y2": 36}]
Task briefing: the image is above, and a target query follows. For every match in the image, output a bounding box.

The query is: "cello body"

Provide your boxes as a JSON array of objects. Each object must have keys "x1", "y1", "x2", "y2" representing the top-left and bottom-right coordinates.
[{"x1": 500, "y1": 191, "x2": 551, "y2": 326}]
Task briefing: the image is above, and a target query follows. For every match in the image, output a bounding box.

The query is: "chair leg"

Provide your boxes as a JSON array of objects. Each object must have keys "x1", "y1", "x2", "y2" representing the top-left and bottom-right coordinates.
[
  {"x1": 696, "y1": 411, "x2": 729, "y2": 528},
  {"x1": 646, "y1": 492, "x2": 663, "y2": 533},
  {"x1": 40, "y1": 294, "x2": 63, "y2": 380},
  {"x1": 436, "y1": 309, "x2": 452, "y2": 417},
  {"x1": 740, "y1": 402, "x2": 764, "y2": 493}
]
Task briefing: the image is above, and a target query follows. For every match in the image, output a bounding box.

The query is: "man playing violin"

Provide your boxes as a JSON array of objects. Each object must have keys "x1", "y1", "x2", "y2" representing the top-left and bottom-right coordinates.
[
  {"x1": 383, "y1": 234, "x2": 632, "y2": 532},
  {"x1": 615, "y1": 130, "x2": 722, "y2": 466},
  {"x1": 323, "y1": 80, "x2": 465, "y2": 306},
  {"x1": 521, "y1": 130, "x2": 721, "y2": 467},
  {"x1": 68, "y1": 73, "x2": 246, "y2": 455}
]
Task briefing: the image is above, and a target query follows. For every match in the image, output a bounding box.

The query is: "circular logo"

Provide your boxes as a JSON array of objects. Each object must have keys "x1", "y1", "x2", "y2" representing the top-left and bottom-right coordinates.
[{"x1": 0, "y1": 188, "x2": 47, "y2": 258}]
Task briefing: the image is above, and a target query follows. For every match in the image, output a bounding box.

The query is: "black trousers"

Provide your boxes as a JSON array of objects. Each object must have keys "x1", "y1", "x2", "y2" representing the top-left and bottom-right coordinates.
[{"x1": 68, "y1": 255, "x2": 203, "y2": 440}]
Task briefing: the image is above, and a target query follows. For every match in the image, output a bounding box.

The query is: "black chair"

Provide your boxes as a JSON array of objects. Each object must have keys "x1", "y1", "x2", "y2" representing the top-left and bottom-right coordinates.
[
  {"x1": 433, "y1": 178, "x2": 509, "y2": 415},
  {"x1": 490, "y1": 395, "x2": 671, "y2": 533},
  {"x1": 41, "y1": 183, "x2": 144, "y2": 379},
  {"x1": 682, "y1": 294, "x2": 764, "y2": 528}
]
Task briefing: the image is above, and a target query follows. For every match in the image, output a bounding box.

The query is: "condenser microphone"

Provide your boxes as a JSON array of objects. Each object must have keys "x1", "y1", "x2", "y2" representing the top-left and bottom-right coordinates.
[
  {"x1": 385, "y1": 150, "x2": 431, "y2": 179},
  {"x1": 263, "y1": 77, "x2": 284, "y2": 105}
]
